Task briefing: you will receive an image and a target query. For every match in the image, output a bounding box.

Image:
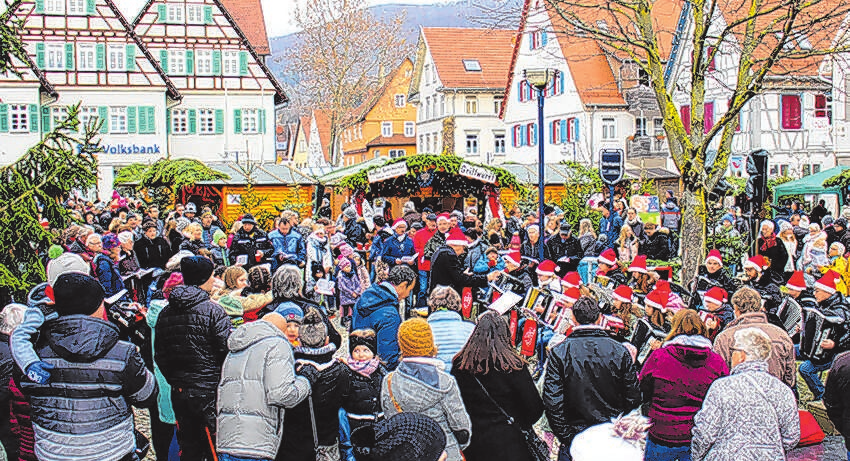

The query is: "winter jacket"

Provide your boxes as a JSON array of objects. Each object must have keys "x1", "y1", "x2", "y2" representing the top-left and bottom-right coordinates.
[
  {"x1": 342, "y1": 363, "x2": 387, "y2": 432},
  {"x1": 414, "y1": 227, "x2": 438, "y2": 271},
  {"x1": 0, "y1": 332, "x2": 16, "y2": 458},
  {"x1": 428, "y1": 310, "x2": 475, "y2": 372},
  {"x1": 801, "y1": 291, "x2": 850, "y2": 365},
  {"x1": 92, "y1": 253, "x2": 128, "y2": 302},
  {"x1": 217, "y1": 320, "x2": 311, "y2": 459},
  {"x1": 578, "y1": 234, "x2": 596, "y2": 257},
  {"x1": 21, "y1": 315, "x2": 157, "y2": 461},
  {"x1": 472, "y1": 255, "x2": 505, "y2": 275},
  {"x1": 423, "y1": 231, "x2": 448, "y2": 263},
  {"x1": 626, "y1": 219, "x2": 645, "y2": 241},
  {"x1": 280, "y1": 344, "x2": 350, "y2": 461},
  {"x1": 179, "y1": 238, "x2": 208, "y2": 256},
  {"x1": 343, "y1": 218, "x2": 367, "y2": 246},
  {"x1": 640, "y1": 232, "x2": 671, "y2": 261},
  {"x1": 134, "y1": 236, "x2": 172, "y2": 269},
  {"x1": 825, "y1": 351, "x2": 850, "y2": 450},
  {"x1": 155, "y1": 285, "x2": 232, "y2": 390},
  {"x1": 230, "y1": 227, "x2": 273, "y2": 268},
  {"x1": 599, "y1": 214, "x2": 624, "y2": 249},
  {"x1": 546, "y1": 235, "x2": 583, "y2": 272},
  {"x1": 521, "y1": 238, "x2": 548, "y2": 262},
  {"x1": 10, "y1": 283, "x2": 57, "y2": 376},
  {"x1": 268, "y1": 228, "x2": 306, "y2": 269},
  {"x1": 146, "y1": 298, "x2": 175, "y2": 425},
  {"x1": 758, "y1": 236, "x2": 789, "y2": 276},
  {"x1": 353, "y1": 283, "x2": 402, "y2": 369},
  {"x1": 382, "y1": 357, "x2": 472, "y2": 461},
  {"x1": 210, "y1": 245, "x2": 229, "y2": 267},
  {"x1": 543, "y1": 326, "x2": 640, "y2": 442},
  {"x1": 746, "y1": 269, "x2": 784, "y2": 315},
  {"x1": 694, "y1": 266, "x2": 741, "y2": 301},
  {"x1": 10, "y1": 374, "x2": 35, "y2": 461},
  {"x1": 368, "y1": 228, "x2": 391, "y2": 262},
  {"x1": 464, "y1": 239, "x2": 490, "y2": 273},
  {"x1": 638, "y1": 336, "x2": 729, "y2": 445},
  {"x1": 201, "y1": 224, "x2": 222, "y2": 247},
  {"x1": 380, "y1": 234, "x2": 415, "y2": 267},
  {"x1": 452, "y1": 366, "x2": 544, "y2": 461},
  {"x1": 691, "y1": 360, "x2": 799, "y2": 461},
  {"x1": 429, "y1": 245, "x2": 489, "y2": 296},
  {"x1": 337, "y1": 270, "x2": 362, "y2": 306},
  {"x1": 660, "y1": 201, "x2": 681, "y2": 232},
  {"x1": 713, "y1": 312, "x2": 796, "y2": 387}
]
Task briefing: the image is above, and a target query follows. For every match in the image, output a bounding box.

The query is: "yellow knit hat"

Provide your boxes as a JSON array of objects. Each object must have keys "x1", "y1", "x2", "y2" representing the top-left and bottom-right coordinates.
[{"x1": 398, "y1": 318, "x2": 436, "y2": 358}]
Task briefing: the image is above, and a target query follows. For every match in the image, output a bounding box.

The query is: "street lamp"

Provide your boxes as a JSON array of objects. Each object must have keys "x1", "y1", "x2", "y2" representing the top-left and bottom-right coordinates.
[{"x1": 524, "y1": 68, "x2": 557, "y2": 263}]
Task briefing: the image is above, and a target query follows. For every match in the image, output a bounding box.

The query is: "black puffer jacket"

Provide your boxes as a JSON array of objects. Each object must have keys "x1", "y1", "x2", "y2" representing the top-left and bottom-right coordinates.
[
  {"x1": 805, "y1": 292, "x2": 850, "y2": 365},
  {"x1": 155, "y1": 285, "x2": 231, "y2": 390},
  {"x1": 545, "y1": 235, "x2": 583, "y2": 273},
  {"x1": 179, "y1": 238, "x2": 209, "y2": 256},
  {"x1": 640, "y1": 232, "x2": 671, "y2": 261},
  {"x1": 429, "y1": 245, "x2": 489, "y2": 295},
  {"x1": 342, "y1": 364, "x2": 387, "y2": 431},
  {"x1": 747, "y1": 269, "x2": 784, "y2": 315},
  {"x1": 134, "y1": 236, "x2": 172, "y2": 269},
  {"x1": 230, "y1": 228, "x2": 273, "y2": 269}
]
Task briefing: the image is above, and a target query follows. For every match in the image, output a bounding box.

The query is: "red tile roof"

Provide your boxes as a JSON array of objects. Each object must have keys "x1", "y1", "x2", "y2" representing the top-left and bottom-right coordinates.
[
  {"x1": 219, "y1": 0, "x2": 270, "y2": 55},
  {"x1": 423, "y1": 28, "x2": 516, "y2": 89},
  {"x1": 366, "y1": 134, "x2": 416, "y2": 148},
  {"x1": 300, "y1": 116, "x2": 311, "y2": 144},
  {"x1": 558, "y1": 37, "x2": 625, "y2": 106}
]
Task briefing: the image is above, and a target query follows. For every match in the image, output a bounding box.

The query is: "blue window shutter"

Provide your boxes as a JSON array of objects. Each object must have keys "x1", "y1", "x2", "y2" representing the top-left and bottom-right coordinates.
[
  {"x1": 160, "y1": 49, "x2": 168, "y2": 74},
  {"x1": 560, "y1": 120, "x2": 567, "y2": 143},
  {"x1": 35, "y1": 43, "x2": 45, "y2": 68},
  {"x1": 212, "y1": 50, "x2": 221, "y2": 75},
  {"x1": 573, "y1": 118, "x2": 580, "y2": 141},
  {"x1": 0, "y1": 105, "x2": 7, "y2": 132},
  {"x1": 65, "y1": 43, "x2": 74, "y2": 70},
  {"x1": 96, "y1": 43, "x2": 105, "y2": 70},
  {"x1": 204, "y1": 6, "x2": 213, "y2": 24},
  {"x1": 127, "y1": 106, "x2": 137, "y2": 133},
  {"x1": 35, "y1": 0, "x2": 44, "y2": 13},
  {"x1": 98, "y1": 106, "x2": 108, "y2": 133},
  {"x1": 29, "y1": 105, "x2": 38, "y2": 132},
  {"x1": 41, "y1": 106, "x2": 50, "y2": 132},
  {"x1": 188, "y1": 109, "x2": 196, "y2": 134},
  {"x1": 528, "y1": 32, "x2": 533, "y2": 50},
  {"x1": 185, "y1": 50, "x2": 194, "y2": 75},
  {"x1": 157, "y1": 4, "x2": 167, "y2": 23},
  {"x1": 234, "y1": 109, "x2": 242, "y2": 133},
  {"x1": 259, "y1": 109, "x2": 266, "y2": 134},
  {"x1": 86, "y1": 0, "x2": 95, "y2": 15},
  {"x1": 541, "y1": 30, "x2": 548, "y2": 46},
  {"x1": 517, "y1": 80, "x2": 522, "y2": 102},
  {"x1": 239, "y1": 52, "x2": 248, "y2": 75},
  {"x1": 215, "y1": 109, "x2": 224, "y2": 134},
  {"x1": 558, "y1": 73, "x2": 564, "y2": 95}
]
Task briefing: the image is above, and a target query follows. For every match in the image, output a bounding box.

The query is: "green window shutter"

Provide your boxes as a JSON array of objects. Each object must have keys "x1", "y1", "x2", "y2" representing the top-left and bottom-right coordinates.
[
  {"x1": 234, "y1": 109, "x2": 242, "y2": 133},
  {"x1": 86, "y1": 0, "x2": 96, "y2": 15},
  {"x1": 35, "y1": 43, "x2": 45, "y2": 68},
  {"x1": 147, "y1": 107, "x2": 156, "y2": 133},
  {"x1": 157, "y1": 4, "x2": 167, "y2": 23},
  {"x1": 35, "y1": 0, "x2": 44, "y2": 14},
  {"x1": 98, "y1": 106, "x2": 108, "y2": 133},
  {"x1": 127, "y1": 106, "x2": 137, "y2": 133},
  {"x1": 29, "y1": 105, "x2": 39, "y2": 132},
  {"x1": 96, "y1": 43, "x2": 105, "y2": 70},
  {"x1": 212, "y1": 50, "x2": 221, "y2": 75},
  {"x1": 188, "y1": 109, "x2": 197, "y2": 134},
  {"x1": 125, "y1": 44, "x2": 135, "y2": 71},
  {"x1": 166, "y1": 109, "x2": 171, "y2": 134},
  {"x1": 159, "y1": 49, "x2": 168, "y2": 74},
  {"x1": 41, "y1": 106, "x2": 50, "y2": 132},
  {"x1": 0, "y1": 105, "x2": 7, "y2": 132},
  {"x1": 259, "y1": 109, "x2": 266, "y2": 134},
  {"x1": 185, "y1": 50, "x2": 194, "y2": 75},
  {"x1": 239, "y1": 51, "x2": 248, "y2": 75},
  {"x1": 138, "y1": 105, "x2": 147, "y2": 133},
  {"x1": 65, "y1": 43, "x2": 74, "y2": 70},
  {"x1": 214, "y1": 109, "x2": 224, "y2": 134},
  {"x1": 204, "y1": 6, "x2": 213, "y2": 24}
]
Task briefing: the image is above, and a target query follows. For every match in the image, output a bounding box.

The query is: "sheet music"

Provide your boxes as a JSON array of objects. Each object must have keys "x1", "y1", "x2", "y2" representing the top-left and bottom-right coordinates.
[{"x1": 488, "y1": 291, "x2": 523, "y2": 315}]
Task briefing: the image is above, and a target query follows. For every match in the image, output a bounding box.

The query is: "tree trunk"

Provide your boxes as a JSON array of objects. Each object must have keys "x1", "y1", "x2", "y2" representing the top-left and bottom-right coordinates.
[{"x1": 680, "y1": 187, "x2": 707, "y2": 285}]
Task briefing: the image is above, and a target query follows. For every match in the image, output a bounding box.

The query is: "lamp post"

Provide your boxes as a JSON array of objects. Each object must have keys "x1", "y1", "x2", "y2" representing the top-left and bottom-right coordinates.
[{"x1": 524, "y1": 68, "x2": 557, "y2": 263}]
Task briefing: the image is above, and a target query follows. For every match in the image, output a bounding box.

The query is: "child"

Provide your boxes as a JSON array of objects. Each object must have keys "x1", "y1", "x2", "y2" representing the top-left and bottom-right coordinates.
[
  {"x1": 351, "y1": 253, "x2": 371, "y2": 293},
  {"x1": 336, "y1": 256, "x2": 362, "y2": 329},
  {"x1": 699, "y1": 287, "x2": 733, "y2": 340},
  {"x1": 473, "y1": 246, "x2": 505, "y2": 275},
  {"x1": 341, "y1": 329, "x2": 387, "y2": 449},
  {"x1": 274, "y1": 302, "x2": 304, "y2": 346},
  {"x1": 210, "y1": 229, "x2": 230, "y2": 267}
]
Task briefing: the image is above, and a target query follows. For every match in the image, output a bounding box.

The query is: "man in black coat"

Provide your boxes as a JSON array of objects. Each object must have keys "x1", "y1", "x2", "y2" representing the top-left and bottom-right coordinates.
[
  {"x1": 429, "y1": 228, "x2": 500, "y2": 298},
  {"x1": 543, "y1": 296, "x2": 640, "y2": 460},
  {"x1": 810, "y1": 200, "x2": 829, "y2": 226},
  {"x1": 155, "y1": 256, "x2": 231, "y2": 461},
  {"x1": 743, "y1": 255, "x2": 785, "y2": 315},
  {"x1": 799, "y1": 273, "x2": 850, "y2": 401},
  {"x1": 230, "y1": 214, "x2": 274, "y2": 268},
  {"x1": 639, "y1": 223, "x2": 671, "y2": 261},
  {"x1": 341, "y1": 206, "x2": 367, "y2": 247},
  {"x1": 134, "y1": 221, "x2": 173, "y2": 269},
  {"x1": 545, "y1": 222, "x2": 583, "y2": 275}
]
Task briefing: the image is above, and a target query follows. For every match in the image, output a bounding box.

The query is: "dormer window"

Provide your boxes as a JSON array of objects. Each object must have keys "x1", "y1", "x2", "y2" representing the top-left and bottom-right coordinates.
[{"x1": 462, "y1": 60, "x2": 481, "y2": 72}]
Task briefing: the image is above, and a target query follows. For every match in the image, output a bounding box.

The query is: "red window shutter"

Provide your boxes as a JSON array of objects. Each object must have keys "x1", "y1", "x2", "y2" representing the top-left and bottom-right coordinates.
[
  {"x1": 781, "y1": 94, "x2": 802, "y2": 129},
  {"x1": 681, "y1": 105, "x2": 691, "y2": 134},
  {"x1": 704, "y1": 102, "x2": 714, "y2": 134},
  {"x1": 815, "y1": 94, "x2": 827, "y2": 118}
]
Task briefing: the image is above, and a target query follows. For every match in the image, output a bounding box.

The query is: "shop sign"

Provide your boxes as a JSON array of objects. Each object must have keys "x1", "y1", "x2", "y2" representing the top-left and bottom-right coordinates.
[
  {"x1": 368, "y1": 162, "x2": 408, "y2": 183},
  {"x1": 459, "y1": 162, "x2": 497, "y2": 184}
]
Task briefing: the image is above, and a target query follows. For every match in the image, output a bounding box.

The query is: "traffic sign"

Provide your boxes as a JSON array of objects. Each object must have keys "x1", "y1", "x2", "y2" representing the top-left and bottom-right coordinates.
[{"x1": 599, "y1": 149, "x2": 624, "y2": 185}]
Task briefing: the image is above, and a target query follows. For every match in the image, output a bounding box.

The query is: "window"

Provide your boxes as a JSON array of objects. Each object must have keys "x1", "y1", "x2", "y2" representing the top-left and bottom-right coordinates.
[
  {"x1": 109, "y1": 107, "x2": 127, "y2": 133},
  {"x1": 419, "y1": 135, "x2": 424, "y2": 152},
  {"x1": 814, "y1": 164, "x2": 821, "y2": 174},
  {"x1": 51, "y1": 107, "x2": 67, "y2": 127},
  {"x1": 465, "y1": 96, "x2": 478, "y2": 114},
  {"x1": 551, "y1": 119, "x2": 563, "y2": 143},
  {"x1": 653, "y1": 118, "x2": 664, "y2": 136},
  {"x1": 67, "y1": 0, "x2": 85, "y2": 15},
  {"x1": 466, "y1": 134, "x2": 479, "y2": 154},
  {"x1": 195, "y1": 49, "x2": 212, "y2": 75},
  {"x1": 45, "y1": 43, "x2": 65, "y2": 71},
  {"x1": 107, "y1": 45, "x2": 125, "y2": 71},
  {"x1": 425, "y1": 97, "x2": 431, "y2": 119},
  {"x1": 423, "y1": 65, "x2": 430, "y2": 85},
  {"x1": 526, "y1": 123, "x2": 537, "y2": 146},
  {"x1": 389, "y1": 149, "x2": 405, "y2": 158},
  {"x1": 440, "y1": 95, "x2": 445, "y2": 116},
  {"x1": 77, "y1": 43, "x2": 96, "y2": 71},
  {"x1": 494, "y1": 132, "x2": 505, "y2": 154},
  {"x1": 381, "y1": 122, "x2": 392, "y2": 137},
  {"x1": 167, "y1": 4, "x2": 183, "y2": 23},
  {"x1": 635, "y1": 117, "x2": 647, "y2": 137},
  {"x1": 223, "y1": 51, "x2": 239, "y2": 76},
  {"x1": 168, "y1": 49, "x2": 185, "y2": 75},
  {"x1": 425, "y1": 134, "x2": 431, "y2": 153},
  {"x1": 432, "y1": 97, "x2": 438, "y2": 118},
  {"x1": 639, "y1": 69, "x2": 649, "y2": 87},
  {"x1": 79, "y1": 106, "x2": 99, "y2": 132},
  {"x1": 529, "y1": 30, "x2": 548, "y2": 49},
  {"x1": 395, "y1": 94, "x2": 406, "y2": 107},
  {"x1": 186, "y1": 4, "x2": 203, "y2": 24},
  {"x1": 462, "y1": 59, "x2": 481, "y2": 71},
  {"x1": 704, "y1": 102, "x2": 714, "y2": 134},
  {"x1": 199, "y1": 109, "x2": 215, "y2": 134},
  {"x1": 242, "y1": 109, "x2": 259, "y2": 134},
  {"x1": 602, "y1": 117, "x2": 616, "y2": 139},
  {"x1": 815, "y1": 94, "x2": 828, "y2": 118},
  {"x1": 494, "y1": 96, "x2": 503, "y2": 115},
  {"x1": 171, "y1": 109, "x2": 188, "y2": 134},
  {"x1": 404, "y1": 122, "x2": 415, "y2": 137},
  {"x1": 45, "y1": 0, "x2": 64, "y2": 14},
  {"x1": 781, "y1": 94, "x2": 802, "y2": 130},
  {"x1": 9, "y1": 105, "x2": 29, "y2": 132},
  {"x1": 681, "y1": 105, "x2": 691, "y2": 134}
]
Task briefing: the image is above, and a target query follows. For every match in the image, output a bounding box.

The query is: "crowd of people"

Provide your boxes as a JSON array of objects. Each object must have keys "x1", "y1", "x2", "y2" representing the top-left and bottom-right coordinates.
[{"x1": 4, "y1": 191, "x2": 850, "y2": 461}]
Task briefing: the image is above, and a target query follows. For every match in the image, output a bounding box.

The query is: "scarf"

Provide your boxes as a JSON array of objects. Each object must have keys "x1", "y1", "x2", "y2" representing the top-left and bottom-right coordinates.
[
  {"x1": 345, "y1": 357, "x2": 381, "y2": 377},
  {"x1": 760, "y1": 232, "x2": 778, "y2": 252}
]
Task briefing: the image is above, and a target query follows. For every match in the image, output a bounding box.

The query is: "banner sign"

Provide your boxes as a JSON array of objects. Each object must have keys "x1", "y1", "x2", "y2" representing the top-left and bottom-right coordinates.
[
  {"x1": 367, "y1": 163, "x2": 408, "y2": 183},
  {"x1": 459, "y1": 163, "x2": 497, "y2": 184}
]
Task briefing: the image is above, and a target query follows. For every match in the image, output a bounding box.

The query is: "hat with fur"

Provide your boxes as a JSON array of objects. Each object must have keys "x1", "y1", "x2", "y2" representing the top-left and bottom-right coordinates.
[{"x1": 299, "y1": 307, "x2": 328, "y2": 348}]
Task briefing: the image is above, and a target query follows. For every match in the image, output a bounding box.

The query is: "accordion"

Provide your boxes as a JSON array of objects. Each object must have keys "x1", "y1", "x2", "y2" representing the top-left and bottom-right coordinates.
[
  {"x1": 799, "y1": 307, "x2": 844, "y2": 365},
  {"x1": 630, "y1": 318, "x2": 668, "y2": 364},
  {"x1": 775, "y1": 296, "x2": 803, "y2": 336}
]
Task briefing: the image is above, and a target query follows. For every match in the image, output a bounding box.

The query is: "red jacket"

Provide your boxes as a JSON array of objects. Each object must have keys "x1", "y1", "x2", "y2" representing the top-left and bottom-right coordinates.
[{"x1": 413, "y1": 227, "x2": 437, "y2": 271}]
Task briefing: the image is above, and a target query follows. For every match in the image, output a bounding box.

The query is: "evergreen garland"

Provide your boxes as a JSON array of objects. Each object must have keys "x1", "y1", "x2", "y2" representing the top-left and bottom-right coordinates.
[{"x1": 115, "y1": 159, "x2": 229, "y2": 210}]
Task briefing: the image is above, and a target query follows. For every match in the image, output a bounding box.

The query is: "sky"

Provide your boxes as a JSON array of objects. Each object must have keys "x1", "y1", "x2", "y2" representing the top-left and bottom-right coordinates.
[{"x1": 114, "y1": 0, "x2": 443, "y2": 38}]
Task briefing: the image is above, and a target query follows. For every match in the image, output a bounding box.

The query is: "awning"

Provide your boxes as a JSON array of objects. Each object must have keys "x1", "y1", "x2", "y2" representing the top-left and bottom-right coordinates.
[{"x1": 773, "y1": 166, "x2": 850, "y2": 200}]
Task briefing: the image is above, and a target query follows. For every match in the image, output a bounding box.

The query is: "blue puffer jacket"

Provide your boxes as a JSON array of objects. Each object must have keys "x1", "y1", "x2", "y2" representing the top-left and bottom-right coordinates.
[
  {"x1": 353, "y1": 283, "x2": 402, "y2": 370},
  {"x1": 380, "y1": 235, "x2": 415, "y2": 266},
  {"x1": 93, "y1": 254, "x2": 128, "y2": 302}
]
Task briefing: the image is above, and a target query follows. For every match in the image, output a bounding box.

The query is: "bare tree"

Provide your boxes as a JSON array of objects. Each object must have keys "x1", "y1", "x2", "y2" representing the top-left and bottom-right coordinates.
[
  {"x1": 546, "y1": 0, "x2": 850, "y2": 279},
  {"x1": 282, "y1": 0, "x2": 411, "y2": 165}
]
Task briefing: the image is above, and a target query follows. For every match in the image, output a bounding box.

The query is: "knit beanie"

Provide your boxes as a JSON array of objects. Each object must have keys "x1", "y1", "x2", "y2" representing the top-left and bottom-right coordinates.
[
  {"x1": 222, "y1": 266, "x2": 247, "y2": 290},
  {"x1": 102, "y1": 233, "x2": 120, "y2": 250},
  {"x1": 181, "y1": 255, "x2": 215, "y2": 286},
  {"x1": 47, "y1": 244, "x2": 64, "y2": 260},
  {"x1": 248, "y1": 265, "x2": 271, "y2": 292},
  {"x1": 398, "y1": 318, "x2": 436, "y2": 358},
  {"x1": 46, "y1": 252, "x2": 90, "y2": 286},
  {"x1": 274, "y1": 301, "x2": 304, "y2": 324},
  {"x1": 212, "y1": 229, "x2": 227, "y2": 245},
  {"x1": 352, "y1": 412, "x2": 446, "y2": 461},
  {"x1": 349, "y1": 330, "x2": 378, "y2": 356},
  {"x1": 52, "y1": 273, "x2": 105, "y2": 316},
  {"x1": 299, "y1": 308, "x2": 328, "y2": 348}
]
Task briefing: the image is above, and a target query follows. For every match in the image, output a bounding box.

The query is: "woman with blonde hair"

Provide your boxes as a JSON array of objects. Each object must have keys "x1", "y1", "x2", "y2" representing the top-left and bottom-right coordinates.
[
  {"x1": 578, "y1": 218, "x2": 597, "y2": 255},
  {"x1": 616, "y1": 225, "x2": 639, "y2": 263},
  {"x1": 778, "y1": 221, "x2": 797, "y2": 280}
]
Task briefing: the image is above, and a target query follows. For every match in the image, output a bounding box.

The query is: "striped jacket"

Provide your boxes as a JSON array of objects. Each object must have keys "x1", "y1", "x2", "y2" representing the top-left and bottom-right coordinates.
[{"x1": 427, "y1": 310, "x2": 475, "y2": 373}]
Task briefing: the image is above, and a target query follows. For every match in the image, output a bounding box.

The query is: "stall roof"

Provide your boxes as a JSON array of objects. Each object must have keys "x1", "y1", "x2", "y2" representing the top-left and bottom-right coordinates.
[
  {"x1": 195, "y1": 163, "x2": 318, "y2": 185},
  {"x1": 318, "y1": 157, "x2": 389, "y2": 185},
  {"x1": 773, "y1": 166, "x2": 850, "y2": 199}
]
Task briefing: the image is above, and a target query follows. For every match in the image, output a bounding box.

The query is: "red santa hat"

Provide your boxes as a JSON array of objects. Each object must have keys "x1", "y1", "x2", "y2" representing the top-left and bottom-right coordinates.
[
  {"x1": 562, "y1": 287, "x2": 581, "y2": 304},
  {"x1": 785, "y1": 271, "x2": 807, "y2": 292},
  {"x1": 391, "y1": 218, "x2": 407, "y2": 229},
  {"x1": 705, "y1": 249, "x2": 723, "y2": 266},
  {"x1": 445, "y1": 228, "x2": 468, "y2": 247},
  {"x1": 627, "y1": 255, "x2": 647, "y2": 273},
  {"x1": 743, "y1": 255, "x2": 769, "y2": 272},
  {"x1": 645, "y1": 288, "x2": 670, "y2": 312},
  {"x1": 655, "y1": 279, "x2": 671, "y2": 292},
  {"x1": 436, "y1": 213, "x2": 450, "y2": 223},
  {"x1": 598, "y1": 248, "x2": 617, "y2": 266},
  {"x1": 504, "y1": 250, "x2": 522, "y2": 266},
  {"x1": 815, "y1": 271, "x2": 840, "y2": 294},
  {"x1": 703, "y1": 287, "x2": 728, "y2": 307},
  {"x1": 536, "y1": 260, "x2": 556, "y2": 276},
  {"x1": 561, "y1": 271, "x2": 582, "y2": 289},
  {"x1": 613, "y1": 285, "x2": 633, "y2": 304}
]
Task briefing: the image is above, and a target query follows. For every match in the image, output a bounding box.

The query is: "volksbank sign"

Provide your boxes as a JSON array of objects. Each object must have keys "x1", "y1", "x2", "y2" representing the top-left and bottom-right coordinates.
[{"x1": 77, "y1": 143, "x2": 162, "y2": 154}]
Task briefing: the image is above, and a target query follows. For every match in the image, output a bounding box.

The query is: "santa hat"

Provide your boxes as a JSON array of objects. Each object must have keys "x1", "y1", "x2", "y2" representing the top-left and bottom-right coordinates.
[
  {"x1": 655, "y1": 279, "x2": 671, "y2": 292},
  {"x1": 445, "y1": 228, "x2": 468, "y2": 247},
  {"x1": 704, "y1": 287, "x2": 728, "y2": 307},
  {"x1": 536, "y1": 260, "x2": 556, "y2": 276},
  {"x1": 436, "y1": 213, "x2": 450, "y2": 223},
  {"x1": 627, "y1": 255, "x2": 647, "y2": 273},
  {"x1": 598, "y1": 248, "x2": 617, "y2": 266},
  {"x1": 392, "y1": 218, "x2": 407, "y2": 229},
  {"x1": 645, "y1": 288, "x2": 670, "y2": 312},
  {"x1": 613, "y1": 285, "x2": 633, "y2": 304},
  {"x1": 504, "y1": 250, "x2": 522, "y2": 266},
  {"x1": 785, "y1": 271, "x2": 807, "y2": 292},
  {"x1": 562, "y1": 287, "x2": 581, "y2": 304},
  {"x1": 561, "y1": 272, "x2": 582, "y2": 289},
  {"x1": 706, "y1": 249, "x2": 723, "y2": 266},
  {"x1": 743, "y1": 255, "x2": 769, "y2": 272},
  {"x1": 815, "y1": 272, "x2": 838, "y2": 295}
]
